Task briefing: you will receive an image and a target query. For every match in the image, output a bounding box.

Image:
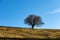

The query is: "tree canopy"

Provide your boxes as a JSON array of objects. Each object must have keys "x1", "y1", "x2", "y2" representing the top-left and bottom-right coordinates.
[{"x1": 24, "y1": 15, "x2": 44, "y2": 29}]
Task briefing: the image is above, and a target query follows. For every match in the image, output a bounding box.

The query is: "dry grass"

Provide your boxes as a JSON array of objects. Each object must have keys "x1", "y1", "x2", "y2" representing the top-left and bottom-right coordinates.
[{"x1": 0, "y1": 26, "x2": 60, "y2": 38}]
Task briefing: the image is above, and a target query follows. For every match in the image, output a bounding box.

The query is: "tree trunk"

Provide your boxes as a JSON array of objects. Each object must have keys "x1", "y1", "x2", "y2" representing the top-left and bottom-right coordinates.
[{"x1": 32, "y1": 24, "x2": 35, "y2": 29}]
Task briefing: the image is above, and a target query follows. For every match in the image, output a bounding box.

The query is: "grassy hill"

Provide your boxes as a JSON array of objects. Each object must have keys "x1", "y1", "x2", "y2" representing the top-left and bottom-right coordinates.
[{"x1": 0, "y1": 26, "x2": 60, "y2": 39}]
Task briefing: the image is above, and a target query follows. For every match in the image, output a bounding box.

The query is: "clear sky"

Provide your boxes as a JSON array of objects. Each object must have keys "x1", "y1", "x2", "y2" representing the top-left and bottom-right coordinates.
[{"x1": 0, "y1": 0, "x2": 60, "y2": 29}]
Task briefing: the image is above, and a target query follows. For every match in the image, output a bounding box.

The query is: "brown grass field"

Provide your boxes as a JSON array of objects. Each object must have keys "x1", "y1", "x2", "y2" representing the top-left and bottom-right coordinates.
[{"x1": 0, "y1": 26, "x2": 60, "y2": 40}]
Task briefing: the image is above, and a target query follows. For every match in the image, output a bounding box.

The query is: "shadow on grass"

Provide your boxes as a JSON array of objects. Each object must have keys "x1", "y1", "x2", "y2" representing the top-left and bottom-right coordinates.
[{"x1": 0, "y1": 37, "x2": 60, "y2": 40}]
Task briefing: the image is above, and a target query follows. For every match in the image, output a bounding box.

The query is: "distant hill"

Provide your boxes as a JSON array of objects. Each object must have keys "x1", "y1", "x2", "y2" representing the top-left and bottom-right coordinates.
[{"x1": 0, "y1": 26, "x2": 60, "y2": 39}]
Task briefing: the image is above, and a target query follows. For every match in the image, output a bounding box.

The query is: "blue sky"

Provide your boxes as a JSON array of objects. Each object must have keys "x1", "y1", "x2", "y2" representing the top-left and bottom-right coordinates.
[{"x1": 0, "y1": 0, "x2": 60, "y2": 29}]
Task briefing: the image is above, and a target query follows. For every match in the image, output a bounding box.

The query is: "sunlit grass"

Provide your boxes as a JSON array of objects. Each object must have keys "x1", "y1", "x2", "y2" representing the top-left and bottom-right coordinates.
[{"x1": 0, "y1": 26, "x2": 60, "y2": 38}]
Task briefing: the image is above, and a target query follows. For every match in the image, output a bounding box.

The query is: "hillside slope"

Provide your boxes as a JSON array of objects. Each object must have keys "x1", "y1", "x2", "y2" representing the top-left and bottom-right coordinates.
[{"x1": 0, "y1": 26, "x2": 60, "y2": 38}]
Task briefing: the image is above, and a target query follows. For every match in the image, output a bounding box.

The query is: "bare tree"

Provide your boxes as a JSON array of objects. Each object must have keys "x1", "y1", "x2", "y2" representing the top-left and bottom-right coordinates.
[{"x1": 24, "y1": 15, "x2": 44, "y2": 29}]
